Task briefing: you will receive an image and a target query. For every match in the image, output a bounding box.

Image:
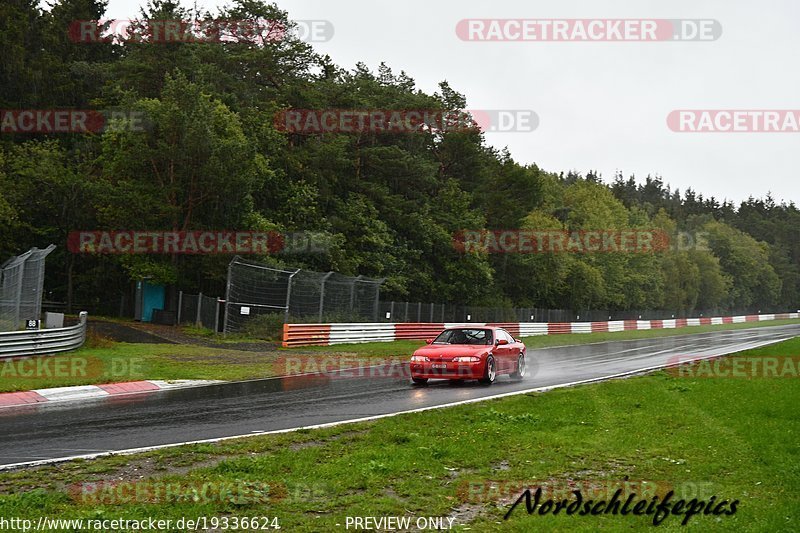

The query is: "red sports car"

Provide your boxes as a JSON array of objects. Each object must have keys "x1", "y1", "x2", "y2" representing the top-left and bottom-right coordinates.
[{"x1": 409, "y1": 326, "x2": 527, "y2": 385}]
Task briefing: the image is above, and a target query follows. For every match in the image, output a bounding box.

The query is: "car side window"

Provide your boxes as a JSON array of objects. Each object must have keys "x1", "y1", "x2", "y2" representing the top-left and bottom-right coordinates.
[{"x1": 500, "y1": 330, "x2": 512, "y2": 343}]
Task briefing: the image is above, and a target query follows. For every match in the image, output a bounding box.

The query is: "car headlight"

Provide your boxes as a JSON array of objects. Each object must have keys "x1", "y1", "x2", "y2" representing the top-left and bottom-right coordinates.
[
  {"x1": 411, "y1": 356, "x2": 430, "y2": 362},
  {"x1": 452, "y1": 356, "x2": 480, "y2": 362}
]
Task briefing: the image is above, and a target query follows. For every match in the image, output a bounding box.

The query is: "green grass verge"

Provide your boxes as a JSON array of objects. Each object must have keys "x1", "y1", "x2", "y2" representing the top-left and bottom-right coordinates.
[
  {"x1": 0, "y1": 343, "x2": 283, "y2": 393},
  {"x1": 0, "y1": 337, "x2": 798, "y2": 531}
]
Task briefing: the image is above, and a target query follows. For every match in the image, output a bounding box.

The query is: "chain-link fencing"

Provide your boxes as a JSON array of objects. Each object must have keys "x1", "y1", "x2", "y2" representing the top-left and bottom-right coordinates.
[
  {"x1": 177, "y1": 292, "x2": 223, "y2": 331},
  {"x1": 374, "y1": 303, "x2": 786, "y2": 323},
  {"x1": 184, "y1": 255, "x2": 790, "y2": 336},
  {"x1": 0, "y1": 245, "x2": 55, "y2": 331},
  {"x1": 223, "y1": 256, "x2": 384, "y2": 334},
  {"x1": 375, "y1": 303, "x2": 574, "y2": 323}
]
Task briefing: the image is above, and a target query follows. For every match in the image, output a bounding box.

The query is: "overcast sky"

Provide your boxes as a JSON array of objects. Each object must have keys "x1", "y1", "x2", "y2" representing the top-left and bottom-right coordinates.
[{"x1": 101, "y1": 0, "x2": 800, "y2": 205}]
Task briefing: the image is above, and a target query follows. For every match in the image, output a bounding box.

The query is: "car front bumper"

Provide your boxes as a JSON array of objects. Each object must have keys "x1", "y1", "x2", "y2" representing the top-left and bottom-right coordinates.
[{"x1": 409, "y1": 361, "x2": 484, "y2": 380}]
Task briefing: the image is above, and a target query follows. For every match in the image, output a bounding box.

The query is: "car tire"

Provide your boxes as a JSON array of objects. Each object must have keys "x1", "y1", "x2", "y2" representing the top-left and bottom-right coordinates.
[
  {"x1": 478, "y1": 355, "x2": 496, "y2": 385},
  {"x1": 411, "y1": 377, "x2": 428, "y2": 385},
  {"x1": 510, "y1": 353, "x2": 526, "y2": 380}
]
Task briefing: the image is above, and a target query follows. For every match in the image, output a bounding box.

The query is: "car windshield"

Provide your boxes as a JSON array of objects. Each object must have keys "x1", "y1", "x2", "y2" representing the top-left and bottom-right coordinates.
[{"x1": 433, "y1": 328, "x2": 493, "y2": 345}]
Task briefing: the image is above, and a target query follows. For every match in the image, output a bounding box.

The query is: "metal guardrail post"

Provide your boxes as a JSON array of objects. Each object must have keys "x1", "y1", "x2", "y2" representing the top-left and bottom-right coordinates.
[
  {"x1": 214, "y1": 298, "x2": 221, "y2": 333},
  {"x1": 78, "y1": 311, "x2": 88, "y2": 347}
]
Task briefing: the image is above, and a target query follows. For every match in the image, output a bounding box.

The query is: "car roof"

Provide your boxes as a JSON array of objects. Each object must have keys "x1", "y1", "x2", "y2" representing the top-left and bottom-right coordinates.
[{"x1": 443, "y1": 325, "x2": 500, "y2": 330}]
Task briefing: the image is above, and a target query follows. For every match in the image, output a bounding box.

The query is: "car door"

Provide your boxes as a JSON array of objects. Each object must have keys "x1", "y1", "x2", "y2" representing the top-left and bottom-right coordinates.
[{"x1": 495, "y1": 329, "x2": 514, "y2": 372}]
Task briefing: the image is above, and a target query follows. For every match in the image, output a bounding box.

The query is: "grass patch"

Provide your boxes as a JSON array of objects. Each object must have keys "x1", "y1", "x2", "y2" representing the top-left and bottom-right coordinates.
[
  {"x1": 0, "y1": 343, "x2": 282, "y2": 393},
  {"x1": 1, "y1": 336, "x2": 798, "y2": 531},
  {"x1": 179, "y1": 324, "x2": 218, "y2": 338}
]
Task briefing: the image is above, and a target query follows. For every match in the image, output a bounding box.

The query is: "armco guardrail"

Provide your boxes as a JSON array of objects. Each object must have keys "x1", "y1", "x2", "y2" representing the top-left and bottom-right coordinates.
[
  {"x1": 0, "y1": 312, "x2": 88, "y2": 358},
  {"x1": 282, "y1": 312, "x2": 800, "y2": 347}
]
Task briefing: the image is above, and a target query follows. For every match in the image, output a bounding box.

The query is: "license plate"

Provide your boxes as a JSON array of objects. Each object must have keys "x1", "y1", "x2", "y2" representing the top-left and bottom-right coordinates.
[{"x1": 432, "y1": 363, "x2": 447, "y2": 369}]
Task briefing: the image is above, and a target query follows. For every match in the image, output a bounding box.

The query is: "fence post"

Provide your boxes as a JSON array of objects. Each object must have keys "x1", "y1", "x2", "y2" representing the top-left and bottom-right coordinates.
[
  {"x1": 13, "y1": 260, "x2": 25, "y2": 329},
  {"x1": 389, "y1": 301, "x2": 395, "y2": 322},
  {"x1": 318, "y1": 272, "x2": 333, "y2": 322},
  {"x1": 404, "y1": 301, "x2": 409, "y2": 322},
  {"x1": 223, "y1": 261, "x2": 233, "y2": 336},
  {"x1": 177, "y1": 291, "x2": 183, "y2": 324},
  {"x1": 285, "y1": 269, "x2": 299, "y2": 323},
  {"x1": 373, "y1": 280, "x2": 384, "y2": 322},
  {"x1": 429, "y1": 302, "x2": 434, "y2": 323},
  {"x1": 196, "y1": 292, "x2": 203, "y2": 326},
  {"x1": 214, "y1": 298, "x2": 221, "y2": 333},
  {"x1": 349, "y1": 275, "x2": 363, "y2": 315},
  {"x1": 417, "y1": 302, "x2": 421, "y2": 322}
]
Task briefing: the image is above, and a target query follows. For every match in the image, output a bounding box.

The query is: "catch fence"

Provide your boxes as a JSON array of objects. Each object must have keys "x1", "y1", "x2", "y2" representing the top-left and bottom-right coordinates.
[
  {"x1": 222, "y1": 257, "x2": 384, "y2": 334},
  {"x1": 0, "y1": 245, "x2": 55, "y2": 331},
  {"x1": 184, "y1": 256, "x2": 792, "y2": 335}
]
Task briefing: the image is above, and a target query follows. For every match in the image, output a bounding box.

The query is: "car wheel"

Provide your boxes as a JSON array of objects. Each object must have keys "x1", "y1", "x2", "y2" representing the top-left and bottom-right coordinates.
[
  {"x1": 510, "y1": 353, "x2": 526, "y2": 380},
  {"x1": 411, "y1": 377, "x2": 428, "y2": 385},
  {"x1": 478, "y1": 355, "x2": 496, "y2": 385}
]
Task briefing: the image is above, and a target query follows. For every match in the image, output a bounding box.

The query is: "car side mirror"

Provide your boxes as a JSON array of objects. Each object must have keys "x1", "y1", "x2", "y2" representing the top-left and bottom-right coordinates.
[
  {"x1": 515, "y1": 338, "x2": 522, "y2": 343},
  {"x1": 425, "y1": 338, "x2": 433, "y2": 344},
  {"x1": 497, "y1": 339, "x2": 509, "y2": 346}
]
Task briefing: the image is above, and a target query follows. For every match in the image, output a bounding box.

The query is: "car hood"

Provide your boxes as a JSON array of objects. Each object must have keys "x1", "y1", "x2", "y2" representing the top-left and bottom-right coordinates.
[{"x1": 412, "y1": 344, "x2": 489, "y2": 359}]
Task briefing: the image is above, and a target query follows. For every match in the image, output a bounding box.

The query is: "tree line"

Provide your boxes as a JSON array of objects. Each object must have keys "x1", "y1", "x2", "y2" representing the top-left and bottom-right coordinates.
[{"x1": 1, "y1": 0, "x2": 797, "y2": 315}]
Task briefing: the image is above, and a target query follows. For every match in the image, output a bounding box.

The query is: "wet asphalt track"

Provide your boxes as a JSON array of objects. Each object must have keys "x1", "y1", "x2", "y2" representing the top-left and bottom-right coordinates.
[{"x1": 1, "y1": 324, "x2": 798, "y2": 468}]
